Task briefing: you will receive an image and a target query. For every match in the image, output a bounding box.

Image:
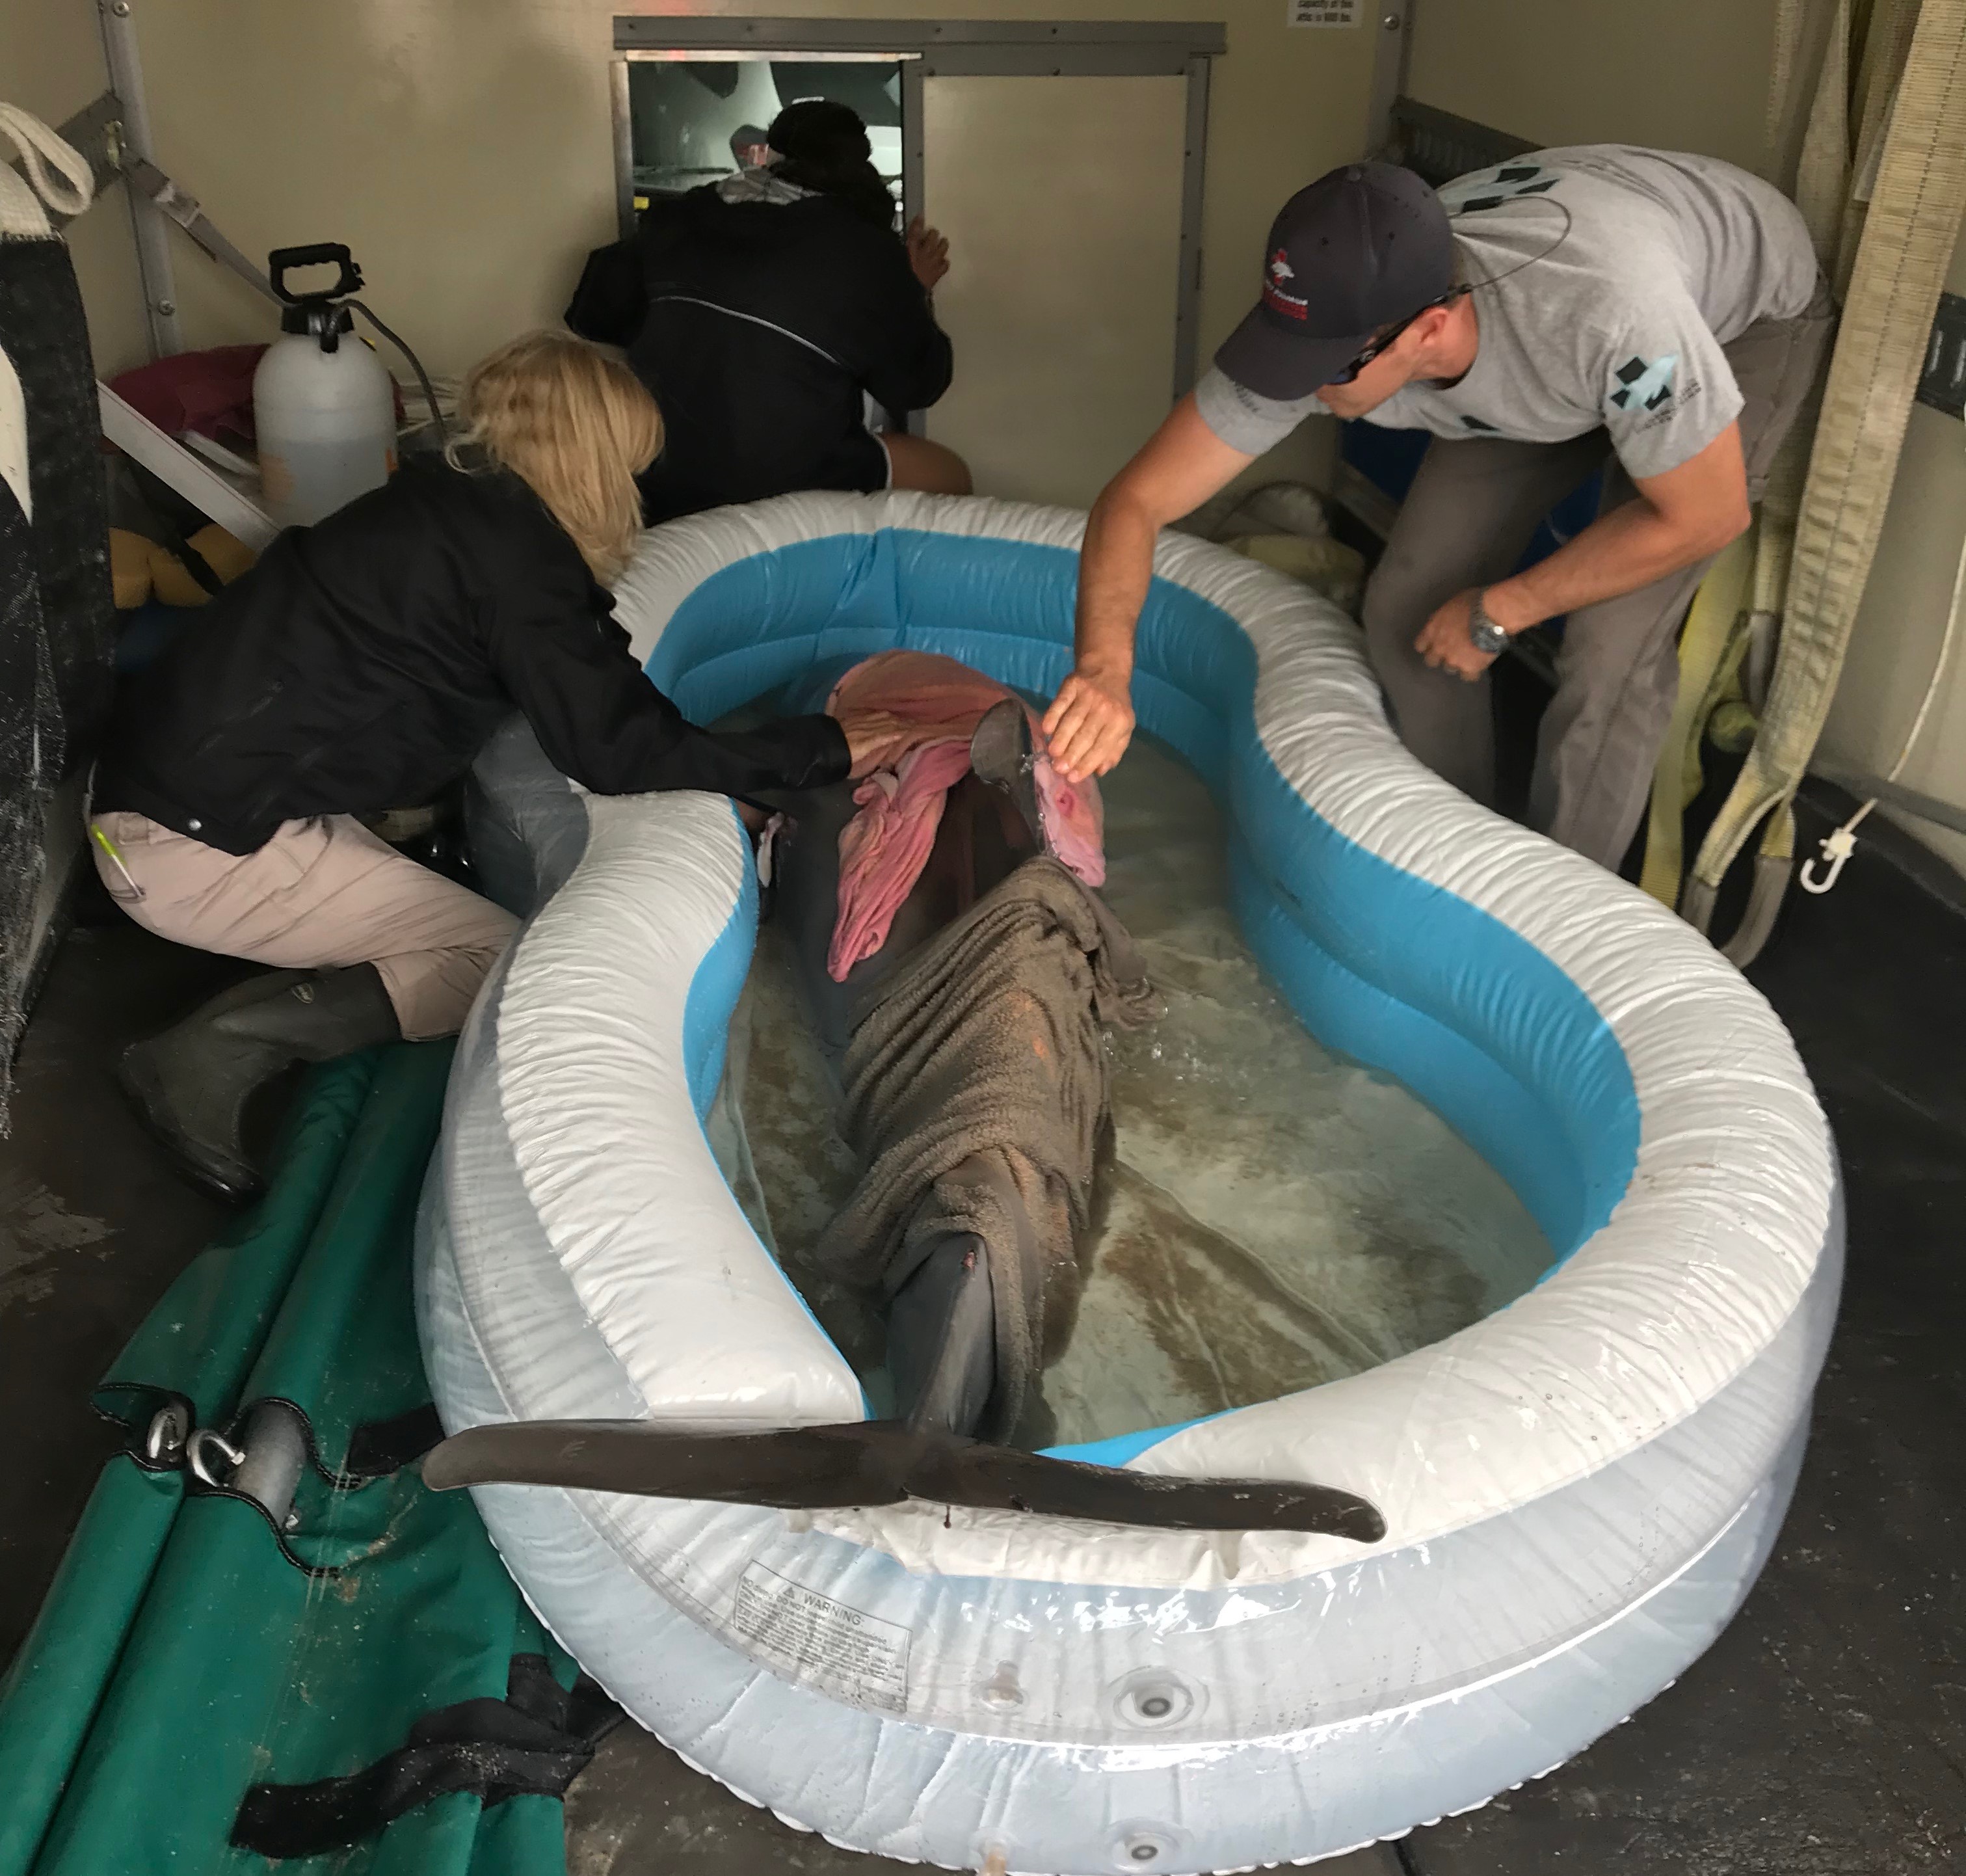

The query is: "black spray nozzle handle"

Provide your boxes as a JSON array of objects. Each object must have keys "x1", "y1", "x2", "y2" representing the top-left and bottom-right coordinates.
[{"x1": 269, "y1": 243, "x2": 364, "y2": 305}]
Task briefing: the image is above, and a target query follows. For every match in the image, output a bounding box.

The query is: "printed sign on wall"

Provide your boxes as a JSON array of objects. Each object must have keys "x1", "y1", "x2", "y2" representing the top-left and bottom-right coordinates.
[{"x1": 1288, "y1": 0, "x2": 1359, "y2": 24}]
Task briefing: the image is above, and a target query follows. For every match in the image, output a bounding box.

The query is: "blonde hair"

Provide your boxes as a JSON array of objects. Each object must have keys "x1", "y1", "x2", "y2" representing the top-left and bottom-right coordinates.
[{"x1": 448, "y1": 330, "x2": 662, "y2": 583}]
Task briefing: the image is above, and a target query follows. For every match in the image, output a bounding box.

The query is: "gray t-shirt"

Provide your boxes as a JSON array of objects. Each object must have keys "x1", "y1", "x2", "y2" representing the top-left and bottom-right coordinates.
[{"x1": 1195, "y1": 145, "x2": 1820, "y2": 483}]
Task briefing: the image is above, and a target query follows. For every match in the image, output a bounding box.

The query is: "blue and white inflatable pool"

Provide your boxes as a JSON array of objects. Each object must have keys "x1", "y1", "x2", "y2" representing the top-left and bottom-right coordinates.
[{"x1": 416, "y1": 490, "x2": 1840, "y2": 1873}]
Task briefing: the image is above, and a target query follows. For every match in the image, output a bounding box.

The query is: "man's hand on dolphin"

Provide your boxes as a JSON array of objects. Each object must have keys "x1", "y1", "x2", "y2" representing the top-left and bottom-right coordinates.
[
  {"x1": 1042, "y1": 663, "x2": 1135, "y2": 783},
  {"x1": 1057, "y1": 394, "x2": 1256, "y2": 784}
]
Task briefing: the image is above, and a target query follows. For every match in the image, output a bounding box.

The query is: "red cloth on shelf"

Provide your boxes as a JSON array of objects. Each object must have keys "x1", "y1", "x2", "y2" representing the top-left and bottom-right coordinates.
[
  {"x1": 109, "y1": 342, "x2": 406, "y2": 446},
  {"x1": 109, "y1": 345, "x2": 268, "y2": 446}
]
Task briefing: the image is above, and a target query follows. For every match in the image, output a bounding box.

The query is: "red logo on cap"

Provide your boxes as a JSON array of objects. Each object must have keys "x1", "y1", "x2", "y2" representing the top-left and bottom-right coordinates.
[{"x1": 1263, "y1": 246, "x2": 1308, "y2": 320}]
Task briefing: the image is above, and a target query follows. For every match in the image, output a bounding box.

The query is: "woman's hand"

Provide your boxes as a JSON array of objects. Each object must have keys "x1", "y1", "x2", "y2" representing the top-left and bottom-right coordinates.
[
  {"x1": 836, "y1": 708, "x2": 917, "y2": 777},
  {"x1": 906, "y1": 217, "x2": 951, "y2": 291},
  {"x1": 1041, "y1": 665, "x2": 1135, "y2": 783}
]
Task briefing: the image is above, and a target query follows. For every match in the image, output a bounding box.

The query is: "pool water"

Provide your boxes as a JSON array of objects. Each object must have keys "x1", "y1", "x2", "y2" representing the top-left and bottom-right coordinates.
[{"x1": 706, "y1": 733, "x2": 1550, "y2": 1449}]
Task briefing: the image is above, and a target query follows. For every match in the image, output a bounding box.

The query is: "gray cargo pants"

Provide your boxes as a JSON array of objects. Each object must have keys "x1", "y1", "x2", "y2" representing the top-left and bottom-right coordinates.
[{"x1": 1361, "y1": 280, "x2": 1835, "y2": 869}]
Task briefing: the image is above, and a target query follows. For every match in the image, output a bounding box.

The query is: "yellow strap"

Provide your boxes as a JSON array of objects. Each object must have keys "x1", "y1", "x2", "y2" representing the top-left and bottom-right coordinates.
[{"x1": 1640, "y1": 533, "x2": 1756, "y2": 907}]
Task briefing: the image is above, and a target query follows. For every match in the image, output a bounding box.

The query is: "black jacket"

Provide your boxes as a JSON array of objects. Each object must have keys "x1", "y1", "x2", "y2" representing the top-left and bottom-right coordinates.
[
  {"x1": 96, "y1": 457, "x2": 849, "y2": 855},
  {"x1": 567, "y1": 185, "x2": 953, "y2": 524}
]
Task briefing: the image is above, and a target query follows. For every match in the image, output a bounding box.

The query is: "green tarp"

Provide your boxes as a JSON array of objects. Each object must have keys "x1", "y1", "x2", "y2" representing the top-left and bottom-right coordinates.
[{"x1": 0, "y1": 1044, "x2": 584, "y2": 1876}]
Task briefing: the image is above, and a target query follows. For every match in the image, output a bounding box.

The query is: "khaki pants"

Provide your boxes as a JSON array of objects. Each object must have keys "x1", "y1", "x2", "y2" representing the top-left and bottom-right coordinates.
[
  {"x1": 1362, "y1": 281, "x2": 1836, "y2": 869},
  {"x1": 91, "y1": 811, "x2": 518, "y2": 1039}
]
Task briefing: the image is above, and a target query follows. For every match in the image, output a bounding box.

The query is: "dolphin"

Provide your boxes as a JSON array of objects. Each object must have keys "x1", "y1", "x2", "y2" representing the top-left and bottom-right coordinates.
[
  {"x1": 428, "y1": 691, "x2": 1384, "y2": 1540},
  {"x1": 767, "y1": 700, "x2": 1051, "y2": 1440}
]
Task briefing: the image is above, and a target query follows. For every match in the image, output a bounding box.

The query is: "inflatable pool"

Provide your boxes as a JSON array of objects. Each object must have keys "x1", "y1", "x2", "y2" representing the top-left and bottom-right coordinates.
[{"x1": 415, "y1": 490, "x2": 1840, "y2": 1873}]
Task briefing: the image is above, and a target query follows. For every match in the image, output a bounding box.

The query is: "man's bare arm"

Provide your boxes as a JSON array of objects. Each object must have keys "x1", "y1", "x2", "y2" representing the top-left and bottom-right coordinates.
[
  {"x1": 1417, "y1": 423, "x2": 1753, "y2": 680},
  {"x1": 1044, "y1": 396, "x2": 1255, "y2": 781},
  {"x1": 1491, "y1": 422, "x2": 1751, "y2": 628}
]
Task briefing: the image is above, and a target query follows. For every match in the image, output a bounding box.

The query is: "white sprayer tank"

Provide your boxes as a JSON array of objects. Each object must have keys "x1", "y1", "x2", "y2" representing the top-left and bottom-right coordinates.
[{"x1": 254, "y1": 303, "x2": 395, "y2": 528}]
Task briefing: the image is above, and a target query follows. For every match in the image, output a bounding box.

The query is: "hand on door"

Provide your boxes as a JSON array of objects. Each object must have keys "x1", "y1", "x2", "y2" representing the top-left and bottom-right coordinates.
[{"x1": 906, "y1": 216, "x2": 951, "y2": 291}]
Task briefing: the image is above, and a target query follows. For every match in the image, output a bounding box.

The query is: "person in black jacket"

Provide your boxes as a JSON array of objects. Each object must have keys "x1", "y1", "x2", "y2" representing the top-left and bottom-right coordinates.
[
  {"x1": 92, "y1": 330, "x2": 903, "y2": 1199},
  {"x1": 568, "y1": 99, "x2": 970, "y2": 524}
]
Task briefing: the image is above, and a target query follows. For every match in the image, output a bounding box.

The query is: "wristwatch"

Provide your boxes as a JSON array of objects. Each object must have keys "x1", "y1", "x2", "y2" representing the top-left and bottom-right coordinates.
[{"x1": 1467, "y1": 591, "x2": 1510, "y2": 658}]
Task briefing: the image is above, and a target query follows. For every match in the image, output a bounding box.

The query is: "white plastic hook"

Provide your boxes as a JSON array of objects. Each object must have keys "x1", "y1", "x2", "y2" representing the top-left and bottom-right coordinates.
[{"x1": 1798, "y1": 799, "x2": 1874, "y2": 895}]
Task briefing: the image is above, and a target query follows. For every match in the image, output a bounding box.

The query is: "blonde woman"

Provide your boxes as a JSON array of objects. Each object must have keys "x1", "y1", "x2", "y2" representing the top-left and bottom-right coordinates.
[{"x1": 92, "y1": 330, "x2": 897, "y2": 1199}]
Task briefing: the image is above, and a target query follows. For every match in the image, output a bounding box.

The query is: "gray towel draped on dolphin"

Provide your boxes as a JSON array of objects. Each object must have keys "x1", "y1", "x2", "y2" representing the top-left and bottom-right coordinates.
[{"x1": 817, "y1": 851, "x2": 1159, "y2": 1441}]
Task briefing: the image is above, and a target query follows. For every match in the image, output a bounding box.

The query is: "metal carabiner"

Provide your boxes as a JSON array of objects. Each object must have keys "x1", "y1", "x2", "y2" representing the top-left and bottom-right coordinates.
[
  {"x1": 142, "y1": 1400, "x2": 191, "y2": 1465},
  {"x1": 185, "y1": 1426, "x2": 247, "y2": 1489}
]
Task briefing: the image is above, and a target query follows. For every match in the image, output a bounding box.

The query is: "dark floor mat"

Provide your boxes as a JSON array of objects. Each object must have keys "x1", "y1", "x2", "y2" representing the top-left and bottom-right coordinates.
[{"x1": 0, "y1": 920, "x2": 242, "y2": 1666}]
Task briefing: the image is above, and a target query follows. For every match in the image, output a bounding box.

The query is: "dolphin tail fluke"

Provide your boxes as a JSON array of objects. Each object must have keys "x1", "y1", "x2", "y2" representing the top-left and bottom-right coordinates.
[{"x1": 420, "y1": 1417, "x2": 1387, "y2": 1541}]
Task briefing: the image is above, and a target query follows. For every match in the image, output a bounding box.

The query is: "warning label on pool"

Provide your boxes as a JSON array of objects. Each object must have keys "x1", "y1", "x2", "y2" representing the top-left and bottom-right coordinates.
[{"x1": 731, "y1": 1562, "x2": 911, "y2": 1711}]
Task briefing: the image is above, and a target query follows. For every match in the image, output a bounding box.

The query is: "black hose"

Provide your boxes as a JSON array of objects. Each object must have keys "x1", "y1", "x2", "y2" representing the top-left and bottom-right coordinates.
[{"x1": 347, "y1": 298, "x2": 446, "y2": 443}]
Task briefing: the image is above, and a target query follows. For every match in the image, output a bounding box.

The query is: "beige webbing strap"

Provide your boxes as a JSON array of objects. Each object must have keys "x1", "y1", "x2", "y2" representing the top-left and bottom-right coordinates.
[
  {"x1": 1683, "y1": 0, "x2": 1966, "y2": 965},
  {"x1": 1645, "y1": 351, "x2": 1826, "y2": 912},
  {"x1": 1766, "y1": 0, "x2": 1809, "y2": 156},
  {"x1": 0, "y1": 104, "x2": 95, "y2": 239}
]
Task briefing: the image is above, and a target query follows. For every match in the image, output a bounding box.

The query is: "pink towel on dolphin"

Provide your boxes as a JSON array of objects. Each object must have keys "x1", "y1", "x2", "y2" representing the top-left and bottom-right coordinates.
[{"x1": 825, "y1": 651, "x2": 1105, "y2": 982}]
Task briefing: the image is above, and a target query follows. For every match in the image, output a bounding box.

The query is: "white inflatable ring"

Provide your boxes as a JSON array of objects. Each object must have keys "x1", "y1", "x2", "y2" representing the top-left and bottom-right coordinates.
[{"x1": 416, "y1": 490, "x2": 1840, "y2": 1873}]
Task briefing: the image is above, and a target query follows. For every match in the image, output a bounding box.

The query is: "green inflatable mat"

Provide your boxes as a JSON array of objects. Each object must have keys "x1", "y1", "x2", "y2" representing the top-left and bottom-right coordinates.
[{"x1": 0, "y1": 1043, "x2": 613, "y2": 1876}]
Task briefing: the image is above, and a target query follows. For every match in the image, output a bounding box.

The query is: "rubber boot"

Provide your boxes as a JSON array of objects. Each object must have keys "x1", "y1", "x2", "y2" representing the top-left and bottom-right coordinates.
[{"x1": 118, "y1": 963, "x2": 401, "y2": 1201}]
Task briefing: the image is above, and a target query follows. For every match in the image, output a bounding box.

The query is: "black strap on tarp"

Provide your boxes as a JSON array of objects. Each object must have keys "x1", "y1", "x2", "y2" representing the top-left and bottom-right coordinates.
[{"x1": 230, "y1": 1654, "x2": 622, "y2": 1858}]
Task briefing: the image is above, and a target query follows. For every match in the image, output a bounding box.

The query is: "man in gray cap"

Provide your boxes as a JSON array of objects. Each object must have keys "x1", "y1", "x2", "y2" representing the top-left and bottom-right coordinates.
[{"x1": 1045, "y1": 148, "x2": 1831, "y2": 872}]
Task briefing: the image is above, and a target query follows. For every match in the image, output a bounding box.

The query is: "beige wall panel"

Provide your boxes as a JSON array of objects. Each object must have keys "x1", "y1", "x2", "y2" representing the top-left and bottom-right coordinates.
[
  {"x1": 1407, "y1": 0, "x2": 1783, "y2": 174},
  {"x1": 921, "y1": 74, "x2": 1184, "y2": 509},
  {"x1": 103, "y1": 0, "x2": 1370, "y2": 482},
  {"x1": 1818, "y1": 208, "x2": 1966, "y2": 876},
  {"x1": 1, "y1": 3, "x2": 148, "y2": 375},
  {"x1": 137, "y1": 0, "x2": 622, "y2": 382}
]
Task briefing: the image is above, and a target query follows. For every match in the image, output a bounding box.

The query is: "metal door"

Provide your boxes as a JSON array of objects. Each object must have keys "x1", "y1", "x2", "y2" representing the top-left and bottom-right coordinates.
[{"x1": 919, "y1": 74, "x2": 1188, "y2": 509}]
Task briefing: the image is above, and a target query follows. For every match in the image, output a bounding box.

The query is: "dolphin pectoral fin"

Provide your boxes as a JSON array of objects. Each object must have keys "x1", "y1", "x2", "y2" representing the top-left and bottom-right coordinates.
[
  {"x1": 888, "y1": 1231, "x2": 996, "y2": 1438},
  {"x1": 969, "y1": 699, "x2": 1049, "y2": 853},
  {"x1": 421, "y1": 1418, "x2": 1386, "y2": 1540}
]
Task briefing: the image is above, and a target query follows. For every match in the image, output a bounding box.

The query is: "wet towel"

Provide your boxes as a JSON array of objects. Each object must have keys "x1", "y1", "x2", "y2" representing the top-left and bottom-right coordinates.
[
  {"x1": 825, "y1": 651, "x2": 1104, "y2": 981},
  {"x1": 814, "y1": 857, "x2": 1159, "y2": 1440}
]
